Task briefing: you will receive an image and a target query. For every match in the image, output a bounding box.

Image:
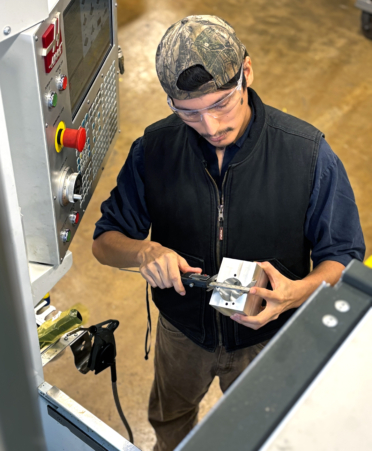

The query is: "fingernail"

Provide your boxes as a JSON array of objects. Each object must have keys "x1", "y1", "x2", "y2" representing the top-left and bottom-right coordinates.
[
  {"x1": 250, "y1": 288, "x2": 257, "y2": 294},
  {"x1": 180, "y1": 291, "x2": 186, "y2": 296}
]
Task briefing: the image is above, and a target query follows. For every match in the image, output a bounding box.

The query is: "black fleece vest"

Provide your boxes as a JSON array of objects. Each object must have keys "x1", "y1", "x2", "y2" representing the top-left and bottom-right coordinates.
[{"x1": 143, "y1": 88, "x2": 322, "y2": 352}]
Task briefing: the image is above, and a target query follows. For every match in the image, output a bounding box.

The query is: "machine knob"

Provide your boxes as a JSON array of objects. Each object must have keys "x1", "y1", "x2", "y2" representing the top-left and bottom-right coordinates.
[
  {"x1": 57, "y1": 74, "x2": 68, "y2": 91},
  {"x1": 58, "y1": 168, "x2": 83, "y2": 206},
  {"x1": 69, "y1": 211, "x2": 80, "y2": 225},
  {"x1": 47, "y1": 91, "x2": 58, "y2": 108},
  {"x1": 56, "y1": 127, "x2": 86, "y2": 153},
  {"x1": 60, "y1": 229, "x2": 71, "y2": 243}
]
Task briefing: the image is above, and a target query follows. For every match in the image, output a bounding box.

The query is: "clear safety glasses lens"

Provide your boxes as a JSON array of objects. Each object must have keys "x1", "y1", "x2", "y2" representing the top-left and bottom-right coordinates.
[
  {"x1": 168, "y1": 65, "x2": 244, "y2": 123},
  {"x1": 176, "y1": 90, "x2": 242, "y2": 123}
]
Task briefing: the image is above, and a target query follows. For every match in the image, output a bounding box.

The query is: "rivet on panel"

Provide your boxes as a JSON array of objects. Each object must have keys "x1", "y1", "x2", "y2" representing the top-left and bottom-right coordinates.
[
  {"x1": 335, "y1": 300, "x2": 350, "y2": 312},
  {"x1": 322, "y1": 315, "x2": 338, "y2": 328}
]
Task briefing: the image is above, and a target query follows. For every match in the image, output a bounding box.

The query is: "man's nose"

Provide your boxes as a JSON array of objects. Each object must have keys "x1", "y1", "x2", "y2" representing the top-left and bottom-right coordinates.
[{"x1": 201, "y1": 113, "x2": 219, "y2": 136}]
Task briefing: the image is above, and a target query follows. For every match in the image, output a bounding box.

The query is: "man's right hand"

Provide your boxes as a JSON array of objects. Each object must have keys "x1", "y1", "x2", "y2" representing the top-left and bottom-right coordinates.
[{"x1": 138, "y1": 243, "x2": 202, "y2": 295}]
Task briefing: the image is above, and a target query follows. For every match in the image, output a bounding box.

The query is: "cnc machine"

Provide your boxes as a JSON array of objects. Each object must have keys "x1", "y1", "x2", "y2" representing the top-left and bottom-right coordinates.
[{"x1": 0, "y1": 0, "x2": 138, "y2": 449}]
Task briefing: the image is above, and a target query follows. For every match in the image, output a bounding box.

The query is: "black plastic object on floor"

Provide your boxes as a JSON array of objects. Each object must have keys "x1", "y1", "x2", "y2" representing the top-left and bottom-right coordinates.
[{"x1": 361, "y1": 11, "x2": 372, "y2": 39}]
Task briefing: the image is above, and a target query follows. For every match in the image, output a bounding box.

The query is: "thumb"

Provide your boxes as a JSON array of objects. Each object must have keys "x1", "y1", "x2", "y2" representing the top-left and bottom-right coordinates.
[{"x1": 178, "y1": 257, "x2": 202, "y2": 274}]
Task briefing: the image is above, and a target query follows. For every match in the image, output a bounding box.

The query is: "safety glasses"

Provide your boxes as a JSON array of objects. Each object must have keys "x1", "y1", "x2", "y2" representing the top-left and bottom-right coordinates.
[{"x1": 167, "y1": 64, "x2": 244, "y2": 123}]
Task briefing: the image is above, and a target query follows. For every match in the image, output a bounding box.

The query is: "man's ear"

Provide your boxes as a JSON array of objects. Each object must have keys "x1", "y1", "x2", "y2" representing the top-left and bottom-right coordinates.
[{"x1": 244, "y1": 56, "x2": 254, "y2": 87}]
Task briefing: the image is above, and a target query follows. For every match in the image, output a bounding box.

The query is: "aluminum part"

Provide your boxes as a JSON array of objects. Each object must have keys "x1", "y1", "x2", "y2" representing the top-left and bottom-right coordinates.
[
  {"x1": 35, "y1": 301, "x2": 57, "y2": 326},
  {"x1": 41, "y1": 329, "x2": 87, "y2": 367},
  {"x1": 217, "y1": 277, "x2": 245, "y2": 302}
]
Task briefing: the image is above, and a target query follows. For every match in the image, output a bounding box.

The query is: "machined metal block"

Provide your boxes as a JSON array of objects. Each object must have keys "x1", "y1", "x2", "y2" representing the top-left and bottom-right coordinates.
[{"x1": 209, "y1": 258, "x2": 268, "y2": 316}]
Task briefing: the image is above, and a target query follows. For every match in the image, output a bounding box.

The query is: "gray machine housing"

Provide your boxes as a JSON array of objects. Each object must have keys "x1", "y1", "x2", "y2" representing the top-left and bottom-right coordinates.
[{"x1": 0, "y1": 0, "x2": 120, "y2": 266}]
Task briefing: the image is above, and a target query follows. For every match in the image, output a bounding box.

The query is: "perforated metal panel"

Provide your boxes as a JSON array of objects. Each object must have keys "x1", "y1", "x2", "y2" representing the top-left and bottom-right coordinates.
[{"x1": 77, "y1": 60, "x2": 118, "y2": 209}]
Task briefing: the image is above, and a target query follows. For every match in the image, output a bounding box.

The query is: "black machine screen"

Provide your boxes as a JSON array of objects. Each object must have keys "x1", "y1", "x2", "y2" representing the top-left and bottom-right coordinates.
[{"x1": 64, "y1": 0, "x2": 112, "y2": 117}]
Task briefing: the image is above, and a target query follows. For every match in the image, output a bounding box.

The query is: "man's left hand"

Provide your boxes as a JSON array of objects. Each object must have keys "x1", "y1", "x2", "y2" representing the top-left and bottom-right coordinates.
[
  {"x1": 230, "y1": 260, "x2": 345, "y2": 330},
  {"x1": 230, "y1": 261, "x2": 302, "y2": 330}
]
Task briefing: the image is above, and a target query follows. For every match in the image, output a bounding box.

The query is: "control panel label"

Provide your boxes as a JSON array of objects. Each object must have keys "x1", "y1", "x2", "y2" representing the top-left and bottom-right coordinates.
[{"x1": 42, "y1": 15, "x2": 63, "y2": 74}]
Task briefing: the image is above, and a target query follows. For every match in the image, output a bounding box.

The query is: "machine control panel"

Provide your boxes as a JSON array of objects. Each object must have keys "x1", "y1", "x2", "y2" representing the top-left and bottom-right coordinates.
[{"x1": 2, "y1": 0, "x2": 120, "y2": 265}]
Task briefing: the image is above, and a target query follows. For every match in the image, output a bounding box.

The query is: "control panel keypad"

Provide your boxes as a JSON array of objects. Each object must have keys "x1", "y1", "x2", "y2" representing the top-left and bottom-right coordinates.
[{"x1": 77, "y1": 60, "x2": 118, "y2": 209}]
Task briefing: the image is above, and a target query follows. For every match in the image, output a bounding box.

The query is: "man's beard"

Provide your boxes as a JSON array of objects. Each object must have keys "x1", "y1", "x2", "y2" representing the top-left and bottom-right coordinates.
[
  {"x1": 200, "y1": 127, "x2": 234, "y2": 141},
  {"x1": 201, "y1": 127, "x2": 234, "y2": 149}
]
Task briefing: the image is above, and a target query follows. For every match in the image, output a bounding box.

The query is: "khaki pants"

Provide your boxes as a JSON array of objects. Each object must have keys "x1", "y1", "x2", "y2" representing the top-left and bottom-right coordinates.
[{"x1": 148, "y1": 315, "x2": 268, "y2": 451}]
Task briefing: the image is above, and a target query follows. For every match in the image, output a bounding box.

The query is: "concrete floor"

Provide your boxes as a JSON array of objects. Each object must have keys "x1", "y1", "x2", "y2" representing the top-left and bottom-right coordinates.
[{"x1": 44, "y1": 1, "x2": 372, "y2": 450}]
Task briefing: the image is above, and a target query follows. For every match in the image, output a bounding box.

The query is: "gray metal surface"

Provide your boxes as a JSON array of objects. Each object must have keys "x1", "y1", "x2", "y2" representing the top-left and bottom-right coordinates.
[
  {"x1": 0, "y1": 0, "x2": 48, "y2": 43},
  {"x1": 0, "y1": 82, "x2": 46, "y2": 451},
  {"x1": 342, "y1": 258, "x2": 372, "y2": 295},
  {"x1": 355, "y1": 0, "x2": 372, "y2": 14},
  {"x1": 0, "y1": 69, "x2": 44, "y2": 387},
  {"x1": 261, "y1": 308, "x2": 372, "y2": 451},
  {"x1": 0, "y1": 0, "x2": 120, "y2": 265},
  {"x1": 30, "y1": 250, "x2": 73, "y2": 306},
  {"x1": 39, "y1": 382, "x2": 139, "y2": 451}
]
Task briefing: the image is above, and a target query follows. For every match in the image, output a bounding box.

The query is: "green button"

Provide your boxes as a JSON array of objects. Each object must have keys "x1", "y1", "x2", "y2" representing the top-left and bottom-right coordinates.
[
  {"x1": 66, "y1": 230, "x2": 71, "y2": 242},
  {"x1": 52, "y1": 93, "x2": 58, "y2": 107}
]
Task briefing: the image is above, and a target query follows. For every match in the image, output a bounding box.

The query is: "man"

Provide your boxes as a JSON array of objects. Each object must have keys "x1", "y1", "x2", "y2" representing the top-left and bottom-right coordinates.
[{"x1": 92, "y1": 15, "x2": 365, "y2": 451}]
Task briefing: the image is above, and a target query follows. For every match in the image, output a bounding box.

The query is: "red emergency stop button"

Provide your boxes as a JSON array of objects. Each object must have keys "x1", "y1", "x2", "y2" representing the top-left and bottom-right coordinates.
[
  {"x1": 63, "y1": 127, "x2": 86, "y2": 152},
  {"x1": 56, "y1": 126, "x2": 86, "y2": 153}
]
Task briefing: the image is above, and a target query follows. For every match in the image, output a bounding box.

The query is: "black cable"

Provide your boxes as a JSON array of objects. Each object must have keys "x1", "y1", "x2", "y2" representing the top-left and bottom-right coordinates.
[
  {"x1": 144, "y1": 282, "x2": 152, "y2": 360},
  {"x1": 110, "y1": 363, "x2": 134, "y2": 444}
]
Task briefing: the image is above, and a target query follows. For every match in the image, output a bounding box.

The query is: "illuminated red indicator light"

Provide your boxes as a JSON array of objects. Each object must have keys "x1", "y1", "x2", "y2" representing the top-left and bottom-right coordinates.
[
  {"x1": 58, "y1": 75, "x2": 68, "y2": 91},
  {"x1": 74, "y1": 212, "x2": 80, "y2": 224}
]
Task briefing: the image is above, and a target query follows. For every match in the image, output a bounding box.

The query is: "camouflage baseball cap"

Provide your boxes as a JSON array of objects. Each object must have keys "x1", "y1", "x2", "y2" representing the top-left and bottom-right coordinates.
[{"x1": 156, "y1": 15, "x2": 246, "y2": 100}]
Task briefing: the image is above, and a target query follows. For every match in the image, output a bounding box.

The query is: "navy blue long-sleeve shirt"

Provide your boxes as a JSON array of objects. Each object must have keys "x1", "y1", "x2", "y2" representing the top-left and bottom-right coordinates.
[{"x1": 94, "y1": 110, "x2": 365, "y2": 268}]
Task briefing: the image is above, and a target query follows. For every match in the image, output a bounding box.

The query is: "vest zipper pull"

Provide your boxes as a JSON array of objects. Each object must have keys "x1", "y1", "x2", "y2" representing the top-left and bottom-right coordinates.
[{"x1": 219, "y1": 205, "x2": 224, "y2": 241}]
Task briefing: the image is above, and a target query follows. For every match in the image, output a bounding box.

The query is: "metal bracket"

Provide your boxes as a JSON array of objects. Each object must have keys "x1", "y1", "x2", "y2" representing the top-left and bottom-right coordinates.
[
  {"x1": 70, "y1": 330, "x2": 92, "y2": 374},
  {"x1": 34, "y1": 300, "x2": 57, "y2": 326},
  {"x1": 40, "y1": 329, "x2": 87, "y2": 367}
]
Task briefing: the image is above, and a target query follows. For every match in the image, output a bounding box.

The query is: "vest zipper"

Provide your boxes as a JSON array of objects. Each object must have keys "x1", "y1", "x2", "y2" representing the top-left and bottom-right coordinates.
[
  {"x1": 218, "y1": 204, "x2": 224, "y2": 242},
  {"x1": 205, "y1": 168, "x2": 229, "y2": 347}
]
